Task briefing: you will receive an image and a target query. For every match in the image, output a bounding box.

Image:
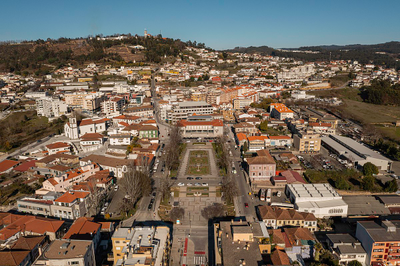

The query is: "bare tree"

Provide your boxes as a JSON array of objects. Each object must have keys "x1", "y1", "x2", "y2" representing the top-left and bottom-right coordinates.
[
  {"x1": 120, "y1": 161, "x2": 152, "y2": 212},
  {"x1": 169, "y1": 207, "x2": 185, "y2": 221},
  {"x1": 215, "y1": 135, "x2": 238, "y2": 204},
  {"x1": 201, "y1": 203, "x2": 226, "y2": 220},
  {"x1": 164, "y1": 125, "x2": 182, "y2": 171}
]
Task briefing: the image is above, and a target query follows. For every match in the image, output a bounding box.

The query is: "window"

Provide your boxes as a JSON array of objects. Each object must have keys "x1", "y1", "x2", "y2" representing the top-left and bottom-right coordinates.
[{"x1": 70, "y1": 262, "x2": 79, "y2": 265}]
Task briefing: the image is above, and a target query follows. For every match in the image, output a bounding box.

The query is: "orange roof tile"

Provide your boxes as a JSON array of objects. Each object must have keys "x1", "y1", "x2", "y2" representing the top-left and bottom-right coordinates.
[
  {"x1": 0, "y1": 160, "x2": 19, "y2": 173},
  {"x1": 55, "y1": 191, "x2": 90, "y2": 203}
]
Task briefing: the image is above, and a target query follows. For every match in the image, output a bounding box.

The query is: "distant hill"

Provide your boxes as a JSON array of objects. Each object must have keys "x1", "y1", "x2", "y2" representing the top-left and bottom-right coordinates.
[
  {"x1": 225, "y1": 42, "x2": 400, "y2": 69},
  {"x1": 0, "y1": 35, "x2": 200, "y2": 75}
]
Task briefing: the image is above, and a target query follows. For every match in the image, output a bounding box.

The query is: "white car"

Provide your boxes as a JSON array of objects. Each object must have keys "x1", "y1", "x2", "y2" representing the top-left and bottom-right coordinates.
[
  {"x1": 194, "y1": 183, "x2": 201, "y2": 186},
  {"x1": 202, "y1": 183, "x2": 208, "y2": 187},
  {"x1": 178, "y1": 182, "x2": 185, "y2": 186},
  {"x1": 187, "y1": 183, "x2": 193, "y2": 186}
]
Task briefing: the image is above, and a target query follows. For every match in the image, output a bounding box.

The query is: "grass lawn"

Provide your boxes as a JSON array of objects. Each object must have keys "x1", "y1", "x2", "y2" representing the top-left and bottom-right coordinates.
[
  {"x1": 377, "y1": 126, "x2": 400, "y2": 141},
  {"x1": 186, "y1": 150, "x2": 210, "y2": 175},
  {"x1": 186, "y1": 166, "x2": 209, "y2": 175}
]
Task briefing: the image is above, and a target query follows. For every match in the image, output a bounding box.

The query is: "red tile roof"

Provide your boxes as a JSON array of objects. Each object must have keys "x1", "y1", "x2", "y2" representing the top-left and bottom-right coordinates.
[
  {"x1": 13, "y1": 160, "x2": 36, "y2": 172},
  {"x1": 45, "y1": 142, "x2": 70, "y2": 150},
  {"x1": 236, "y1": 133, "x2": 247, "y2": 142},
  {"x1": 0, "y1": 160, "x2": 19, "y2": 173},
  {"x1": 55, "y1": 191, "x2": 90, "y2": 203},
  {"x1": 63, "y1": 217, "x2": 100, "y2": 240},
  {"x1": 177, "y1": 119, "x2": 223, "y2": 127},
  {"x1": 0, "y1": 212, "x2": 64, "y2": 241}
]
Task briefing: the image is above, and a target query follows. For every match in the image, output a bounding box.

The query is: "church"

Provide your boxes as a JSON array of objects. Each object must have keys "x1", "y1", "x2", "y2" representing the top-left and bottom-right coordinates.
[{"x1": 64, "y1": 117, "x2": 110, "y2": 139}]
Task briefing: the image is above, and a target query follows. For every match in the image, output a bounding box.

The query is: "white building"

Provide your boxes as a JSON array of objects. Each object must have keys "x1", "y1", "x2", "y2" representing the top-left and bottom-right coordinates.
[
  {"x1": 177, "y1": 119, "x2": 223, "y2": 139},
  {"x1": 170, "y1": 101, "x2": 213, "y2": 123},
  {"x1": 101, "y1": 96, "x2": 125, "y2": 116},
  {"x1": 36, "y1": 97, "x2": 68, "y2": 118},
  {"x1": 109, "y1": 134, "x2": 131, "y2": 146},
  {"x1": 64, "y1": 117, "x2": 109, "y2": 140},
  {"x1": 285, "y1": 183, "x2": 348, "y2": 218}
]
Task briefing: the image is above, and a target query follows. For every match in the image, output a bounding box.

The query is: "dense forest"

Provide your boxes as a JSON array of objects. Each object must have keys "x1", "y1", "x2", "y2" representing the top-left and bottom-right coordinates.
[
  {"x1": 359, "y1": 79, "x2": 400, "y2": 106},
  {"x1": 225, "y1": 42, "x2": 400, "y2": 70},
  {"x1": 0, "y1": 34, "x2": 204, "y2": 74}
]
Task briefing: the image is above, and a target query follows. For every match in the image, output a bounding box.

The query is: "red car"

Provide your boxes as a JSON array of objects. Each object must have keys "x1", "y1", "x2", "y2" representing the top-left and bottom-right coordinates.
[{"x1": 244, "y1": 203, "x2": 249, "y2": 208}]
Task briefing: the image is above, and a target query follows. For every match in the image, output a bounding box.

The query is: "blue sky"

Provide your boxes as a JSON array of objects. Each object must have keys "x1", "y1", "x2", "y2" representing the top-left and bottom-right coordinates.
[{"x1": 1, "y1": 0, "x2": 399, "y2": 50}]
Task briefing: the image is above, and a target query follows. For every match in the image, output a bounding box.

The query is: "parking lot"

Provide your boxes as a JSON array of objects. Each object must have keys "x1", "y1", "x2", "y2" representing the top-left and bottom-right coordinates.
[{"x1": 298, "y1": 146, "x2": 349, "y2": 171}]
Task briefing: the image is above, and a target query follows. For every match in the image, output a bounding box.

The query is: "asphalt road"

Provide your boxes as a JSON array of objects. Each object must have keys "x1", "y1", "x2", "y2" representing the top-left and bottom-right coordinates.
[{"x1": 225, "y1": 124, "x2": 257, "y2": 221}]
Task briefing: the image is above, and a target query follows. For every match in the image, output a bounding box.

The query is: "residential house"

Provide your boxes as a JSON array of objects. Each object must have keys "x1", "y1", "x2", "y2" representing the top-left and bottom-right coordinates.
[
  {"x1": 138, "y1": 125, "x2": 159, "y2": 139},
  {"x1": 51, "y1": 191, "x2": 90, "y2": 220},
  {"x1": 0, "y1": 212, "x2": 64, "y2": 243},
  {"x1": 0, "y1": 160, "x2": 20, "y2": 174},
  {"x1": 34, "y1": 239, "x2": 96, "y2": 266},
  {"x1": 258, "y1": 206, "x2": 317, "y2": 231},
  {"x1": 63, "y1": 217, "x2": 101, "y2": 250},
  {"x1": 270, "y1": 103, "x2": 294, "y2": 120},
  {"x1": 326, "y1": 234, "x2": 367, "y2": 266},
  {"x1": 45, "y1": 142, "x2": 71, "y2": 155},
  {"x1": 80, "y1": 155, "x2": 130, "y2": 178}
]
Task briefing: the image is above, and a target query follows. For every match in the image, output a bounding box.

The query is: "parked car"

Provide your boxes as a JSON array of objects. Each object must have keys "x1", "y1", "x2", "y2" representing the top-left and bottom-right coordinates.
[
  {"x1": 187, "y1": 177, "x2": 194, "y2": 180},
  {"x1": 194, "y1": 183, "x2": 201, "y2": 186},
  {"x1": 187, "y1": 183, "x2": 193, "y2": 186},
  {"x1": 178, "y1": 183, "x2": 185, "y2": 186},
  {"x1": 202, "y1": 183, "x2": 208, "y2": 187},
  {"x1": 195, "y1": 177, "x2": 202, "y2": 180},
  {"x1": 244, "y1": 203, "x2": 249, "y2": 208}
]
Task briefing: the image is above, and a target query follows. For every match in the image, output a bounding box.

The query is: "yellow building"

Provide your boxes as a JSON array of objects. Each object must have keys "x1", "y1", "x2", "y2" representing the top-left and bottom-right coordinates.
[
  {"x1": 191, "y1": 92, "x2": 206, "y2": 102},
  {"x1": 78, "y1": 77, "x2": 93, "y2": 82},
  {"x1": 293, "y1": 130, "x2": 321, "y2": 153}
]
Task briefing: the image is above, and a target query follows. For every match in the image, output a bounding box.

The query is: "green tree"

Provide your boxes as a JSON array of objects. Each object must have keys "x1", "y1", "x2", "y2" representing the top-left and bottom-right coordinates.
[
  {"x1": 363, "y1": 162, "x2": 379, "y2": 176},
  {"x1": 385, "y1": 179, "x2": 399, "y2": 192},
  {"x1": 314, "y1": 242, "x2": 323, "y2": 262},
  {"x1": 243, "y1": 142, "x2": 248, "y2": 153},
  {"x1": 259, "y1": 120, "x2": 268, "y2": 132},
  {"x1": 334, "y1": 176, "x2": 351, "y2": 190},
  {"x1": 348, "y1": 260, "x2": 362, "y2": 266},
  {"x1": 362, "y1": 175, "x2": 376, "y2": 191}
]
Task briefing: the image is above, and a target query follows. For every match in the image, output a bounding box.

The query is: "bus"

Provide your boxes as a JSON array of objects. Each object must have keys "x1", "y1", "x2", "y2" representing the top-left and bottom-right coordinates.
[
  {"x1": 260, "y1": 189, "x2": 266, "y2": 201},
  {"x1": 266, "y1": 189, "x2": 272, "y2": 203},
  {"x1": 270, "y1": 202, "x2": 294, "y2": 209}
]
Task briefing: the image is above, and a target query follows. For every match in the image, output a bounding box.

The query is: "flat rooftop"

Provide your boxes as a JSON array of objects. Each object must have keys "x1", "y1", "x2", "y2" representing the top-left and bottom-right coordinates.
[
  {"x1": 177, "y1": 101, "x2": 211, "y2": 107},
  {"x1": 322, "y1": 135, "x2": 392, "y2": 163},
  {"x1": 287, "y1": 183, "x2": 341, "y2": 202},
  {"x1": 342, "y1": 195, "x2": 390, "y2": 216}
]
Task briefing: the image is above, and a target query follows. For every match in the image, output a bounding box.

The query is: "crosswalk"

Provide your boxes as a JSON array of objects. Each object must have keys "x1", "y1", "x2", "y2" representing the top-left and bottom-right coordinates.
[{"x1": 193, "y1": 255, "x2": 207, "y2": 265}]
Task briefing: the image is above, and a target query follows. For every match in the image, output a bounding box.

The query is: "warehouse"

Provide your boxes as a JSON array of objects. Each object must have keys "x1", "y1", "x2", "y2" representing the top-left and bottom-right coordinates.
[
  {"x1": 285, "y1": 183, "x2": 348, "y2": 218},
  {"x1": 322, "y1": 134, "x2": 392, "y2": 171}
]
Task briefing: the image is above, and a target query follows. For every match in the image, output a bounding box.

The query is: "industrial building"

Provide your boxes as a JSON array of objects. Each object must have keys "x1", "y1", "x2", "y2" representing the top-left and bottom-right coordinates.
[
  {"x1": 322, "y1": 134, "x2": 392, "y2": 171},
  {"x1": 285, "y1": 183, "x2": 348, "y2": 218}
]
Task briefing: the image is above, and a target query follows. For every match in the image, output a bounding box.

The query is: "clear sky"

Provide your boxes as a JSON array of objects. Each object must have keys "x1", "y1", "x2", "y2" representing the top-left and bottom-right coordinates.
[{"x1": 1, "y1": 0, "x2": 399, "y2": 50}]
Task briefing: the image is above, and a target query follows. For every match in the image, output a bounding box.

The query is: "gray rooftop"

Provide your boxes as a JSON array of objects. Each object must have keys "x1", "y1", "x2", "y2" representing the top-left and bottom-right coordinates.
[
  {"x1": 177, "y1": 101, "x2": 211, "y2": 107},
  {"x1": 358, "y1": 220, "x2": 400, "y2": 242},
  {"x1": 322, "y1": 135, "x2": 392, "y2": 163},
  {"x1": 342, "y1": 195, "x2": 390, "y2": 216}
]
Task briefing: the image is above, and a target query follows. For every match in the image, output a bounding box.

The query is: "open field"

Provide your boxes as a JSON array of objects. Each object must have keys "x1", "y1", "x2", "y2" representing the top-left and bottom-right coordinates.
[
  {"x1": 340, "y1": 99, "x2": 400, "y2": 124},
  {"x1": 0, "y1": 111, "x2": 66, "y2": 152},
  {"x1": 309, "y1": 87, "x2": 362, "y2": 101}
]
